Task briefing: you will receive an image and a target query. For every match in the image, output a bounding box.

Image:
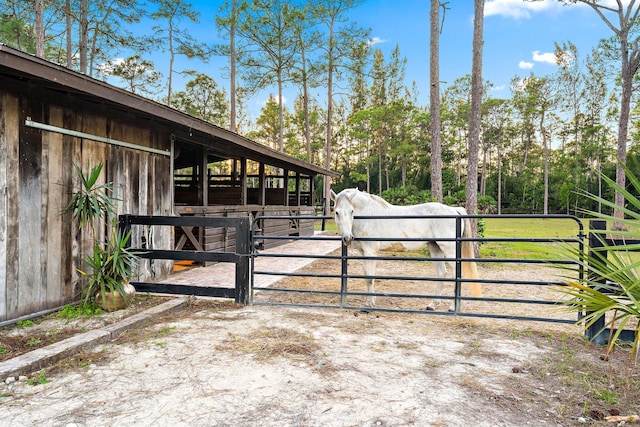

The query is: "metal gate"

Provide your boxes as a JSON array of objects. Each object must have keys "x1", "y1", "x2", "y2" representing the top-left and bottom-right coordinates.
[
  {"x1": 251, "y1": 214, "x2": 585, "y2": 325},
  {"x1": 119, "y1": 215, "x2": 250, "y2": 304}
]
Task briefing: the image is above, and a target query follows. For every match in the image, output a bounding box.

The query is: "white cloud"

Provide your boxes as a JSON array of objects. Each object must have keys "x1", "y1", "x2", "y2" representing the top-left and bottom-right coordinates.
[
  {"x1": 490, "y1": 84, "x2": 507, "y2": 92},
  {"x1": 532, "y1": 50, "x2": 558, "y2": 64},
  {"x1": 519, "y1": 60, "x2": 534, "y2": 69},
  {"x1": 368, "y1": 36, "x2": 387, "y2": 46},
  {"x1": 485, "y1": 0, "x2": 564, "y2": 20}
]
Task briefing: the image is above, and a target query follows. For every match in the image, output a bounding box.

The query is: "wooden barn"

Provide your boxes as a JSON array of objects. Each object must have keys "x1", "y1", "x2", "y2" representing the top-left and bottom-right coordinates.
[{"x1": 0, "y1": 45, "x2": 336, "y2": 322}]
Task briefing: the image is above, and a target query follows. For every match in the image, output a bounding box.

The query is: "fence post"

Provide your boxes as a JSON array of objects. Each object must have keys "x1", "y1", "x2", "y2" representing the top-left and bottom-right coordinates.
[
  {"x1": 340, "y1": 244, "x2": 348, "y2": 307},
  {"x1": 586, "y1": 220, "x2": 607, "y2": 345},
  {"x1": 453, "y1": 216, "x2": 463, "y2": 313},
  {"x1": 235, "y1": 217, "x2": 250, "y2": 305}
]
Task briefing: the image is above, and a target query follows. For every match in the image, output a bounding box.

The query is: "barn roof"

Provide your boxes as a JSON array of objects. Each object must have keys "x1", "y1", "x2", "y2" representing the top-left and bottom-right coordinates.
[{"x1": 0, "y1": 44, "x2": 337, "y2": 177}]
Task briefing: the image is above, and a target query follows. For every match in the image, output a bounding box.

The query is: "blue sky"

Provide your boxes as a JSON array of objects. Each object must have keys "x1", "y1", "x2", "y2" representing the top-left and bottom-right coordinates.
[{"x1": 137, "y1": 0, "x2": 615, "y2": 116}]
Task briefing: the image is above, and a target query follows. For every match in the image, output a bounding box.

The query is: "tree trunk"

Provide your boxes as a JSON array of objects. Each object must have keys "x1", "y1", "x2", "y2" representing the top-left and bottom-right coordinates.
[
  {"x1": 301, "y1": 53, "x2": 312, "y2": 161},
  {"x1": 323, "y1": 31, "x2": 334, "y2": 222},
  {"x1": 80, "y1": 0, "x2": 88, "y2": 73},
  {"x1": 167, "y1": 20, "x2": 175, "y2": 107},
  {"x1": 429, "y1": 0, "x2": 443, "y2": 202},
  {"x1": 35, "y1": 0, "x2": 44, "y2": 58},
  {"x1": 65, "y1": 0, "x2": 72, "y2": 67},
  {"x1": 615, "y1": 45, "x2": 632, "y2": 228},
  {"x1": 466, "y1": 0, "x2": 484, "y2": 254},
  {"x1": 278, "y1": 71, "x2": 284, "y2": 152},
  {"x1": 497, "y1": 131, "x2": 502, "y2": 215},
  {"x1": 541, "y1": 121, "x2": 549, "y2": 215},
  {"x1": 230, "y1": 0, "x2": 237, "y2": 132}
]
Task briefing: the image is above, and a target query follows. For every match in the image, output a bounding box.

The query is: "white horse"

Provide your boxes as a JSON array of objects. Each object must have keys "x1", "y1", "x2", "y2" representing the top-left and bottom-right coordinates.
[{"x1": 330, "y1": 188, "x2": 482, "y2": 310}]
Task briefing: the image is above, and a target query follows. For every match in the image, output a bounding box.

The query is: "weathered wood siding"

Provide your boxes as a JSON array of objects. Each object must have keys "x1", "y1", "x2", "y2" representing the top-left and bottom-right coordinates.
[{"x1": 0, "y1": 85, "x2": 172, "y2": 322}]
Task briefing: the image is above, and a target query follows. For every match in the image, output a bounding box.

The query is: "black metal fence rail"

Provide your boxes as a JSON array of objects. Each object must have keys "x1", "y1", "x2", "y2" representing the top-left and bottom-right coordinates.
[
  {"x1": 119, "y1": 214, "x2": 250, "y2": 304},
  {"x1": 251, "y1": 214, "x2": 585, "y2": 324}
]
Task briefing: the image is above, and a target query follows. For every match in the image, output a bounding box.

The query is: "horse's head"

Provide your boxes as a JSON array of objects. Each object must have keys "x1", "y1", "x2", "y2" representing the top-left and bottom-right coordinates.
[{"x1": 330, "y1": 188, "x2": 359, "y2": 246}]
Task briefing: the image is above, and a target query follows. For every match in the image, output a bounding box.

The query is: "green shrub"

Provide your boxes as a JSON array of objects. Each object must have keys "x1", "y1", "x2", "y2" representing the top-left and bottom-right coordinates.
[{"x1": 555, "y1": 163, "x2": 640, "y2": 359}]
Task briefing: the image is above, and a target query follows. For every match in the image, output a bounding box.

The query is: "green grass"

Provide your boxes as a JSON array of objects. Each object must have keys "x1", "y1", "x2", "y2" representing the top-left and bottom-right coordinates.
[
  {"x1": 27, "y1": 370, "x2": 49, "y2": 386},
  {"x1": 480, "y1": 217, "x2": 584, "y2": 261},
  {"x1": 314, "y1": 219, "x2": 338, "y2": 232},
  {"x1": 15, "y1": 320, "x2": 34, "y2": 328},
  {"x1": 55, "y1": 303, "x2": 103, "y2": 319}
]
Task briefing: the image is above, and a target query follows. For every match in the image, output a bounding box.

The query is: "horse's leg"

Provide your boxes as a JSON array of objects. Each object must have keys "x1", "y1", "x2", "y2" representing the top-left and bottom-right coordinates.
[
  {"x1": 362, "y1": 258, "x2": 377, "y2": 306},
  {"x1": 445, "y1": 259, "x2": 457, "y2": 312},
  {"x1": 426, "y1": 242, "x2": 445, "y2": 310},
  {"x1": 361, "y1": 245, "x2": 379, "y2": 306}
]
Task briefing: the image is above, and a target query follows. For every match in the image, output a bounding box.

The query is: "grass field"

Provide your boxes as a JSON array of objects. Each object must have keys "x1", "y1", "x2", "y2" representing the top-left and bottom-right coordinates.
[{"x1": 480, "y1": 217, "x2": 584, "y2": 261}]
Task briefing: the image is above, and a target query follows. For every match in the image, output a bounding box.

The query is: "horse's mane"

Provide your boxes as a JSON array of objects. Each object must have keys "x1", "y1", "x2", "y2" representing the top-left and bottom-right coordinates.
[{"x1": 364, "y1": 191, "x2": 392, "y2": 209}]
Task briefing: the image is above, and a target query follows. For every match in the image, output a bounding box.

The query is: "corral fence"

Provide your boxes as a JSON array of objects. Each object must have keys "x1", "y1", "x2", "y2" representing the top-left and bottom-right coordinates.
[
  {"x1": 117, "y1": 213, "x2": 635, "y2": 344},
  {"x1": 250, "y1": 214, "x2": 585, "y2": 326}
]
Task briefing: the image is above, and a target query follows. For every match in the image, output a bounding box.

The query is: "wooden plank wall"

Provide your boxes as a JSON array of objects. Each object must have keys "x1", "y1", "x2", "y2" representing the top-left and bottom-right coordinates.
[
  {"x1": 0, "y1": 88, "x2": 173, "y2": 322},
  {"x1": 0, "y1": 92, "x2": 20, "y2": 319}
]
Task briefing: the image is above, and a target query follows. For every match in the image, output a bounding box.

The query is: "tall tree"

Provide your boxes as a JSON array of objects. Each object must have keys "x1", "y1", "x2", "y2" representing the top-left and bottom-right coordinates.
[
  {"x1": 64, "y1": 0, "x2": 72, "y2": 67},
  {"x1": 234, "y1": 0, "x2": 304, "y2": 151},
  {"x1": 215, "y1": 0, "x2": 242, "y2": 131},
  {"x1": 150, "y1": 0, "x2": 210, "y2": 107},
  {"x1": 79, "y1": 0, "x2": 88, "y2": 73},
  {"x1": 230, "y1": 0, "x2": 237, "y2": 132},
  {"x1": 0, "y1": 2, "x2": 36, "y2": 53},
  {"x1": 430, "y1": 0, "x2": 446, "y2": 202},
  {"x1": 250, "y1": 94, "x2": 284, "y2": 150},
  {"x1": 35, "y1": 0, "x2": 44, "y2": 57},
  {"x1": 518, "y1": 76, "x2": 556, "y2": 214},
  {"x1": 102, "y1": 55, "x2": 162, "y2": 96},
  {"x1": 314, "y1": 0, "x2": 368, "y2": 216},
  {"x1": 291, "y1": 4, "x2": 323, "y2": 162},
  {"x1": 560, "y1": 0, "x2": 640, "y2": 228},
  {"x1": 466, "y1": 0, "x2": 484, "y2": 245},
  {"x1": 171, "y1": 73, "x2": 229, "y2": 127}
]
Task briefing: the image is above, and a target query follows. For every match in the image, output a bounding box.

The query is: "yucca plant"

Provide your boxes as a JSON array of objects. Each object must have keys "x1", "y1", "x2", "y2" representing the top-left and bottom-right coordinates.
[
  {"x1": 556, "y1": 163, "x2": 640, "y2": 360},
  {"x1": 78, "y1": 225, "x2": 138, "y2": 306},
  {"x1": 62, "y1": 163, "x2": 115, "y2": 232},
  {"x1": 63, "y1": 163, "x2": 137, "y2": 308}
]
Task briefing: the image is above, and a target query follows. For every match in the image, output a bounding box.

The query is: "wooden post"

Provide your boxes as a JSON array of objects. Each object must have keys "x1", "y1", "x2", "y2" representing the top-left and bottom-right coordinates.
[
  {"x1": 295, "y1": 172, "x2": 301, "y2": 206},
  {"x1": 283, "y1": 168, "x2": 289, "y2": 206},
  {"x1": 240, "y1": 157, "x2": 247, "y2": 205},
  {"x1": 258, "y1": 162, "x2": 265, "y2": 205}
]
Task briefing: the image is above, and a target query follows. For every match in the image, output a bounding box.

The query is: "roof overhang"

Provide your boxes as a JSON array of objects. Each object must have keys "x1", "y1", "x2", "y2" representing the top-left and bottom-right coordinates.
[{"x1": 0, "y1": 45, "x2": 338, "y2": 178}]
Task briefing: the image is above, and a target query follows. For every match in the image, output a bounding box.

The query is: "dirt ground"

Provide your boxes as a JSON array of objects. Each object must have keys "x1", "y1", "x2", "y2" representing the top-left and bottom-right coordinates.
[{"x1": 1, "y1": 254, "x2": 639, "y2": 426}]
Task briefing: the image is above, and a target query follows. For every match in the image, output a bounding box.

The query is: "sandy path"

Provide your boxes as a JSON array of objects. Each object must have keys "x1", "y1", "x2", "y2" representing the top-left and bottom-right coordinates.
[{"x1": 0, "y1": 303, "x2": 580, "y2": 427}]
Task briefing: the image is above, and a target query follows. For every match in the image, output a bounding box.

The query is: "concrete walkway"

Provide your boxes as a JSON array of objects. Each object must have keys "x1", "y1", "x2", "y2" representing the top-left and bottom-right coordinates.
[{"x1": 159, "y1": 232, "x2": 341, "y2": 289}]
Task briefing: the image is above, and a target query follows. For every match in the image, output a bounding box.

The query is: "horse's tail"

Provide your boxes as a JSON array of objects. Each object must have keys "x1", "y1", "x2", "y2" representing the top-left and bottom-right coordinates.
[{"x1": 455, "y1": 208, "x2": 482, "y2": 297}]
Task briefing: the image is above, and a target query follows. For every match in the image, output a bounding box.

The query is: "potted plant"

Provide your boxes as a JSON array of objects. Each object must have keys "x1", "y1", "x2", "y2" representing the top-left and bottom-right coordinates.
[
  {"x1": 80, "y1": 225, "x2": 139, "y2": 311},
  {"x1": 63, "y1": 162, "x2": 139, "y2": 311}
]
